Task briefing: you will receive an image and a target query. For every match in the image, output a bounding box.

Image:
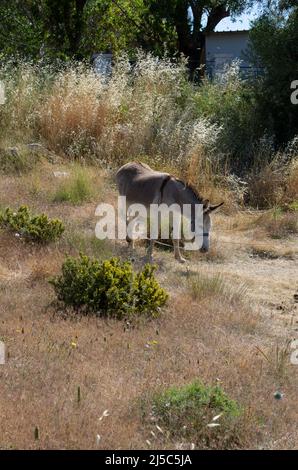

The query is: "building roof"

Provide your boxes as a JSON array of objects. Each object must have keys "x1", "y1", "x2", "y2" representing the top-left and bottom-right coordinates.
[{"x1": 205, "y1": 29, "x2": 249, "y2": 35}]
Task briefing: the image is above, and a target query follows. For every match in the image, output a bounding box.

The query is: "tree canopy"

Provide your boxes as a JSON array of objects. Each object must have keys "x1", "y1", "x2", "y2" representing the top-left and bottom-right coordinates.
[
  {"x1": 249, "y1": 1, "x2": 298, "y2": 144},
  {"x1": 0, "y1": 0, "x2": 255, "y2": 66}
]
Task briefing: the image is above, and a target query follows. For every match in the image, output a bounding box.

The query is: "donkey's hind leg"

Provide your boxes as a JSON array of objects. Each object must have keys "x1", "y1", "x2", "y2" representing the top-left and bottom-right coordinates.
[
  {"x1": 126, "y1": 219, "x2": 135, "y2": 250},
  {"x1": 173, "y1": 238, "x2": 186, "y2": 264},
  {"x1": 146, "y1": 239, "x2": 155, "y2": 264},
  {"x1": 171, "y1": 216, "x2": 186, "y2": 263}
]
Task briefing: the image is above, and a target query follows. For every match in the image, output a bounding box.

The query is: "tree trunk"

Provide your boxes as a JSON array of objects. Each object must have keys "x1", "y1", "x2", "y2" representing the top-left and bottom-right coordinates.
[
  {"x1": 69, "y1": 0, "x2": 87, "y2": 57},
  {"x1": 174, "y1": 2, "x2": 230, "y2": 78}
]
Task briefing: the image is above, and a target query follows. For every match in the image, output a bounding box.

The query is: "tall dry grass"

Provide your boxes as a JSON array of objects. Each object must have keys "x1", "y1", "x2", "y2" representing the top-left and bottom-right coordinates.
[
  {"x1": 0, "y1": 55, "x2": 297, "y2": 208},
  {"x1": 0, "y1": 148, "x2": 297, "y2": 449},
  {"x1": 37, "y1": 55, "x2": 221, "y2": 167},
  {"x1": 246, "y1": 142, "x2": 298, "y2": 209}
]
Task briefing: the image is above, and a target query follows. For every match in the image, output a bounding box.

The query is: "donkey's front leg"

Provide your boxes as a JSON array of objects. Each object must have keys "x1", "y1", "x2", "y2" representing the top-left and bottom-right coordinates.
[
  {"x1": 126, "y1": 219, "x2": 135, "y2": 251},
  {"x1": 173, "y1": 239, "x2": 186, "y2": 263},
  {"x1": 126, "y1": 234, "x2": 135, "y2": 250},
  {"x1": 146, "y1": 239, "x2": 155, "y2": 263}
]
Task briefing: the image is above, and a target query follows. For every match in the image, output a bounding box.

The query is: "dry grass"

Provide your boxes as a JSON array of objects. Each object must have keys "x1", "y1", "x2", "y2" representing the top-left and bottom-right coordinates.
[
  {"x1": 1, "y1": 58, "x2": 297, "y2": 211},
  {"x1": 38, "y1": 67, "x2": 110, "y2": 159},
  {"x1": 246, "y1": 155, "x2": 298, "y2": 210},
  {"x1": 0, "y1": 56, "x2": 297, "y2": 448},
  {"x1": 284, "y1": 158, "x2": 298, "y2": 204},
  {"x1": 33, "y1": 56, "x2": 219, "y2": 166},
  {"x1": 0, "y1": 146, "x2": 41, "y2": 175},
  {"x1": 182, "y1": 152, "x2": 240, "y2": 214},
  {"x1": 188, "y1": 271, "x2": 248, "y2": 305},
  {"x1": 1, "y1": 264, "x2": 297, "y2": 449},
  {"x1": 248, "y1": 244, "x2": 297, "y2": 260},
  {"x1": 52, "y1": 165, "x2": 98, "y2": 204},
  {"x1": 0, "y1": 159, "x2": 297, "y2": 450},
  {"x1": 256, "y1": 209, "x2": 298, "y2": 239},
  {"x1": 246, "y1": 165, "x2": 285, "y2": 209}
]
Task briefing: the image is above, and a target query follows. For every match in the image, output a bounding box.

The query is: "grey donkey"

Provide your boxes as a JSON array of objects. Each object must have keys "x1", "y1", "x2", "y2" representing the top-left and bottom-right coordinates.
[{"x1": 116, "y1": 161, "x2": 223, "y2": 263}]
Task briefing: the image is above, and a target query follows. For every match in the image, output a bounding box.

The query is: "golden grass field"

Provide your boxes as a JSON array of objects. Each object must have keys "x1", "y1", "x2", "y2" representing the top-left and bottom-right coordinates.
[{"x1": 0, "y1": 157, "x2": 297, "y2": 450}]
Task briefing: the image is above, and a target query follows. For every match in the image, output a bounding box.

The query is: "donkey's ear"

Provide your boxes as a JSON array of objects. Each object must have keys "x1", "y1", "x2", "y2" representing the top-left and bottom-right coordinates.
[
  {"x1": 206, "y1": 202, "x2": 224, "y2": 214},
  {"x1": 202, "y1": 199, "x2": 210, "y2": 212}
]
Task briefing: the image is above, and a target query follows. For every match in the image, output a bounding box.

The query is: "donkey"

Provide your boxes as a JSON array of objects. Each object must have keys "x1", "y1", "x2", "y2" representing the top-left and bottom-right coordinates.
[{"x1": 116, "y1": 161, "x2": 223, "y2": 263}]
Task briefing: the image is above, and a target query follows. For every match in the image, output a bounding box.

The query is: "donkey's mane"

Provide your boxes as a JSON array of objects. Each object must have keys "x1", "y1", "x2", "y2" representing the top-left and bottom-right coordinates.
[
  {"x1": 136, "y1": 162, "x2": 206, "y2": 205},
  {"x1": 173, "y1": 177, "x2": 205, "y2": 204}
]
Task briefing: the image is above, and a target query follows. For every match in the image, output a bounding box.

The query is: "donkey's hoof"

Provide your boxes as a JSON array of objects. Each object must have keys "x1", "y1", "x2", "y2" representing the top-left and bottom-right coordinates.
[{"x1": 176, "y1": 257, "x2": 186, "y2": 264}]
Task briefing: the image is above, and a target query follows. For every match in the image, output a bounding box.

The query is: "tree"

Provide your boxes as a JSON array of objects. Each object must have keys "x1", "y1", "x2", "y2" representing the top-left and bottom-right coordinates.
[
  {"x1": 0, "y1": 0, "x2": 90, "y2": 60},
  {"x1": 249, "y1": 3, "x2": 298, "y2": 144},
  {"x1": 0, "y1": 0, "x2": 145, "y2": 60},
  {"x1": 43, "y1": 0, "x2": 88, "y2": 58},
  {"x1": 141, "y1": 1, "x2": 255, "y2": 75},
  {"x1": 0, "y1": 0, "x2": 43, "y2": 58},
  {"x1": 0, "y1": 0, "x2": 257, "y2": 67},
  {"x1": 81, "y1": 0, "x2": 147, "y2": 57}
]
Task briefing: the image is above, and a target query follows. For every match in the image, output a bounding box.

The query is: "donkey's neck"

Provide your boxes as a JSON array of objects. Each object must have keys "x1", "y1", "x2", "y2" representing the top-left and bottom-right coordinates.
[{"x1": 177, "y1": 183, "x2": 202, "y2": 207}]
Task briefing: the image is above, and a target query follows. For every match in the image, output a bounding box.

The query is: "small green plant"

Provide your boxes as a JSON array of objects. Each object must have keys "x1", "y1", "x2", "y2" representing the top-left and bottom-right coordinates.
[
  {"x1": 189, "y1": 272, "x2": 225, "y2": 300},
  {"x1": 52, "y1": 169, "x2": 93, "y2": 204},
  {"x1": 188, "y1": 272, "x2": 247, "y2": 304},
  {"x1": 50, "y1": 255, "x2": 168, "y2": 318},
  {"x1": 0, "y1": 206, "x2": 65, "y2": 243},
  {"x1": 66, "y1": 231, "x2": 112, "y2": 259},
  {"x1": 150, "y1": 381, "x2": 242, "y2": 448},
  {"x1": 287, "y1": 200, "x2": 298, "y2": 212}
]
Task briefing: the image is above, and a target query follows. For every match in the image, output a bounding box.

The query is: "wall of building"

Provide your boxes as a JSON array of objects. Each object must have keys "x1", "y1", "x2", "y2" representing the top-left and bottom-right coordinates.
[{"x1": 205, "y1": 31, "x2": 257, "y2": 78}]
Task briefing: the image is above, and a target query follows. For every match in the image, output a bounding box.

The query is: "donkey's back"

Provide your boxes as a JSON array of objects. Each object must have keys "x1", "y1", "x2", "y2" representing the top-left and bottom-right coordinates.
[{"x1": 116, "y1": 161, "x2": 170, "y2": 206}]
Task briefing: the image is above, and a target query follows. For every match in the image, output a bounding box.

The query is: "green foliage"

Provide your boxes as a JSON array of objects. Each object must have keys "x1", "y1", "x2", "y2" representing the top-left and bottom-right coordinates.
[
  {"x1": 50, "y1": 255, "x2": 168, "y2": 318},
  {"x1": 0, "y1": 0, "x2": 147, "y2": 60},
  {"x1": 150, "y1": 380, "x2": 242, "y2": 447},
  {"x1": 248, "y1": 7, "x2": 298, "y2": 145},
  {"x1": 153, "y1": 381, "x2": 240, "y2": 420},
  {"x1": 52, "y1": 170, "x2": 93, "y2": 204},
  {"x1": 0, "y1": 0, "x2": 254, "y2": 66},
  {"x1": 82, "y1": 0, "x2": 147, "y2": 57},
  {"x1": 0, "y1": 205, "x2": 65, "y2": 243},
  {"x1": 140, "y1": 1, "x2": 253, "y2": 74},
  {"x1": 192, "y1": 64, "x2": 262, "y2": 172},
  {"x1": 288, "y1": 201, "x2": 298, "y2": 211},
  {"x1": 0, "y1": 1, "x2": 43, "y2": 59}
]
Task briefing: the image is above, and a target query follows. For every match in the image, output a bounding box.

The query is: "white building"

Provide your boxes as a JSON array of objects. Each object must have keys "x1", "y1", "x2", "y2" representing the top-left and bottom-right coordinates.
[{"x1": 205, "y1": 30, "x2": 261, "y2": 78}]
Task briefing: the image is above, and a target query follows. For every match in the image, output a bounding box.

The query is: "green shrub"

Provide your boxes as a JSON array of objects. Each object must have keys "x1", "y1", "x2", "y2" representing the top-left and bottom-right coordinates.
[
  {"x1": 192, "y1": 65, "x2": 261, "y2": 173},
  {"x1": 0, "y1": 205, "x2": 64, "y2": 243},
  {"x1": 150, "y1": 381, "x2": 242, "y2": 448},
  {"x1": 50, "y1": 255, "x2": 168, "y2": 318}
]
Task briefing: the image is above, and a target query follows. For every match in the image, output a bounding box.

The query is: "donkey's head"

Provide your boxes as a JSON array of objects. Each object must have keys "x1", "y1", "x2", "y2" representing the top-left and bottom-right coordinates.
[{"x1": 200, "y1": 200, "x2": 224, "y2": 253}]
